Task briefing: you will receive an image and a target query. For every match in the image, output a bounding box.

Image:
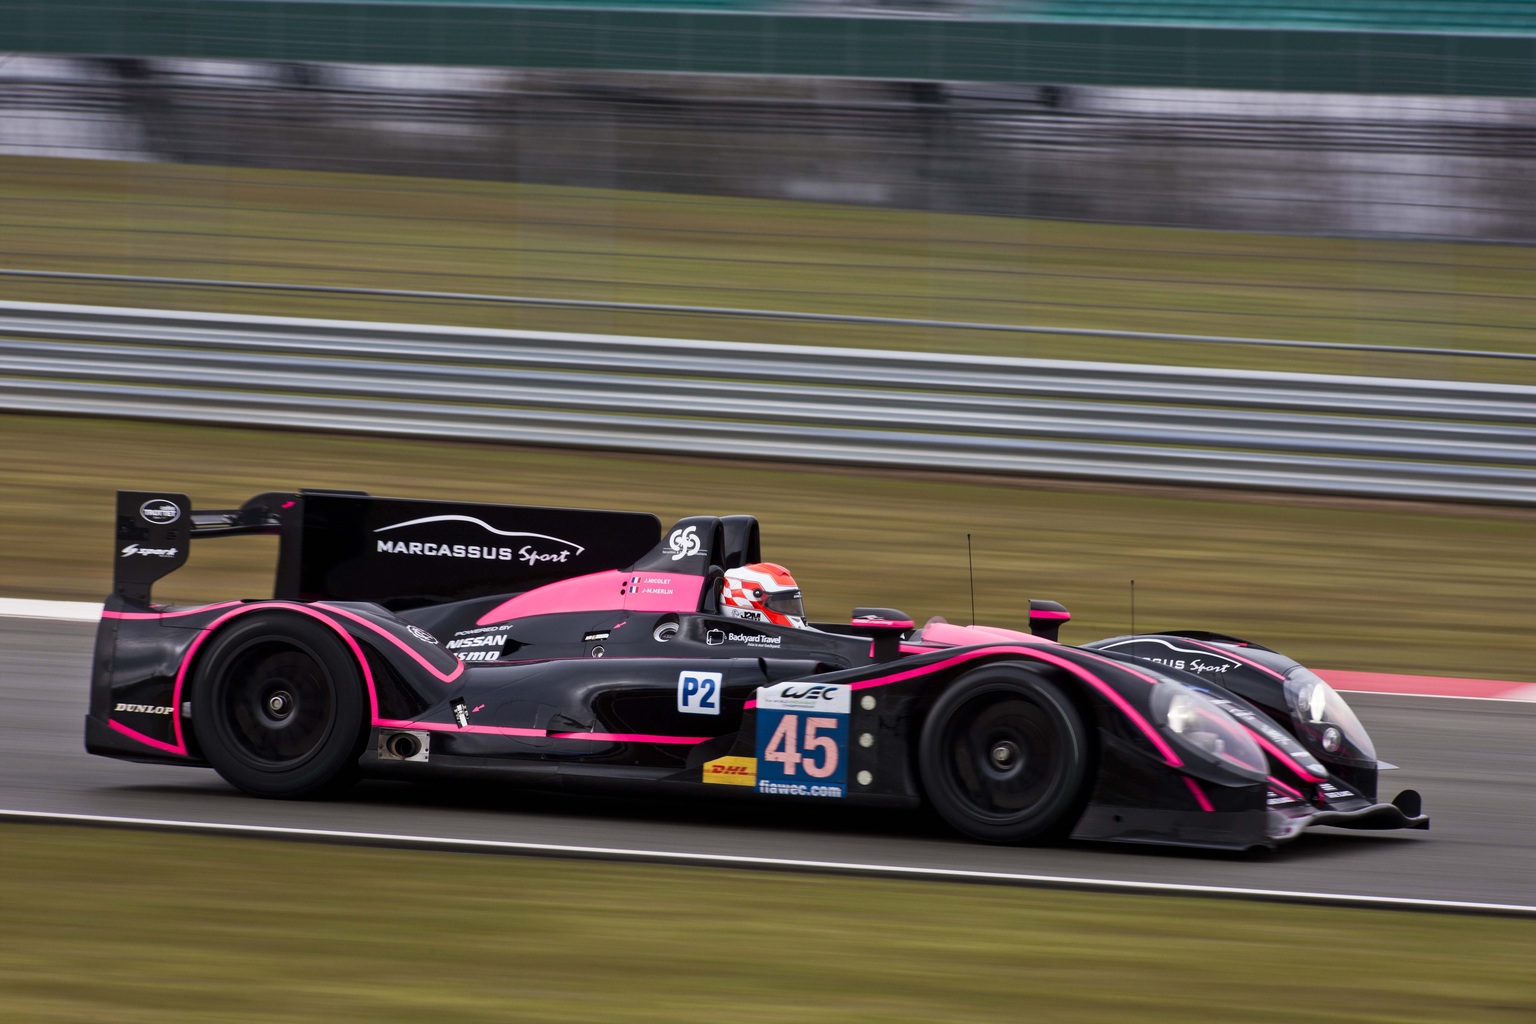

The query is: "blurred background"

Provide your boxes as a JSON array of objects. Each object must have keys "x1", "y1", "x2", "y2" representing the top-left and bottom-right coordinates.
[{"x1": 1, "y1": 1, "x2": 1533, "y2": 670}]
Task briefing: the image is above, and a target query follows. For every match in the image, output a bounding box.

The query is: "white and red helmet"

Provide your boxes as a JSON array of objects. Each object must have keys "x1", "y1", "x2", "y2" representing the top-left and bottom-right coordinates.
[{"x1": 721, "y1": 562, "x2": 806, "y2": 629}]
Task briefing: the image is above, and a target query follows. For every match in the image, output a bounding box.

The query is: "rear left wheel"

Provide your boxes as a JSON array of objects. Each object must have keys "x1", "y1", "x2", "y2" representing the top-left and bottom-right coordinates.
[{"x1": 192, "y1": 614, "x2": 368, "y2": 798}]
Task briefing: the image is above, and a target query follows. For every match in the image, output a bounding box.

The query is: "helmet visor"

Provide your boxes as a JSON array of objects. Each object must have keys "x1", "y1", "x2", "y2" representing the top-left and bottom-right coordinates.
[{"x1": 762, "y1": 589, "x2": 804, "y2": 621}]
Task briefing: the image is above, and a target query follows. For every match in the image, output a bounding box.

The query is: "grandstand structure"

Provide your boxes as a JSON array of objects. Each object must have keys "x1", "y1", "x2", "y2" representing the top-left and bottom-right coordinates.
[{"x1": 4, "y1": 0, "x2": 1534, "y2": 95}]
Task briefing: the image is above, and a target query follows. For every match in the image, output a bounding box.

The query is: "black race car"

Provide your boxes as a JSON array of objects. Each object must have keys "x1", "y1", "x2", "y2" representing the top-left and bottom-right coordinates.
[{"x1": 87, "y1": 488, "x2": 1428, "y2": 849}]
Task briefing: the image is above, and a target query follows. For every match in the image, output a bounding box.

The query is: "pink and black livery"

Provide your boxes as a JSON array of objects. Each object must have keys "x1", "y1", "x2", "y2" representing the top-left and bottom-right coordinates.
[{"x1": 87, "y1": 488, "x2": 1428, "y2": 849}]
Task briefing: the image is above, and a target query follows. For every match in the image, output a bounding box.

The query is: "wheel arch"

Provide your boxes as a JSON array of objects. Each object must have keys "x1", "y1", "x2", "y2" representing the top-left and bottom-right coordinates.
[{"x1": 178, "y1": 603, "x2": 386, "y2": 757}]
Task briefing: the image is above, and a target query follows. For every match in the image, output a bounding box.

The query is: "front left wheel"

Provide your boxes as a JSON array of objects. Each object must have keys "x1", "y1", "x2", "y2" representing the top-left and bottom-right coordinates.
[
  {"x1": 191, "y1": 614, "x2": 368, "y2": 798},
  {"x1": 918, "y1": 667, "x2": 1093, "y2": 844}
]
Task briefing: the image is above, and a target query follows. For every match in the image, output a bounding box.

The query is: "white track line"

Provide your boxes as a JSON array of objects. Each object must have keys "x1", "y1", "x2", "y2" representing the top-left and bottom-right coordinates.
[
  {"x1": 0, "y1": 597, "x2": 103, "y2": 621},
  {"x1": 2, "y1": 808, "x2": 1532, "y2": 917}
]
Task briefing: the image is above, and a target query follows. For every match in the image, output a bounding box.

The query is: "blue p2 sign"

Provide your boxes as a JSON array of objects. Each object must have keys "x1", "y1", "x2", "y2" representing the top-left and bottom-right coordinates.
[{"x1": 677, "y1": 670, "x2": 723, "y2": 715}]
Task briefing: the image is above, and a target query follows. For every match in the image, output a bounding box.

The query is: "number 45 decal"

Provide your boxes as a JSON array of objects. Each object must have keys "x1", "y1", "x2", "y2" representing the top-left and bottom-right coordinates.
[{"x1": 764, "y1": 715, "x2": 840, "y2": 778}]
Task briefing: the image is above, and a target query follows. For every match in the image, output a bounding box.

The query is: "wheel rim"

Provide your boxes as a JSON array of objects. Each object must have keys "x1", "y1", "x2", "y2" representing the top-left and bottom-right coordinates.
[
  {"x1": 940, "y1": 692, "x2": 1069, "y2": 823},
  {"x1": 215, "y1": 641, "x2": 336, "y2": 768}
]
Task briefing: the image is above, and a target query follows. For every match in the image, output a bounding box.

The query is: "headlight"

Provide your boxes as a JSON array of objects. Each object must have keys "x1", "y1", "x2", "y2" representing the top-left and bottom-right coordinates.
[
  {"x1": 1152, "y1": 682, "x2": 1267, "y2": 781},
  {"x1": 1284, "y1": 668, "x2": 1376, "y2": 767}
]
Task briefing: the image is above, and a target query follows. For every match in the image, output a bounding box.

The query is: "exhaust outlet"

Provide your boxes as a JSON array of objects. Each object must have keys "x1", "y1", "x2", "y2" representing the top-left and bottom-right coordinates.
[{"x1": 379, "y1": 730, "x2": 430, "y2": 762}]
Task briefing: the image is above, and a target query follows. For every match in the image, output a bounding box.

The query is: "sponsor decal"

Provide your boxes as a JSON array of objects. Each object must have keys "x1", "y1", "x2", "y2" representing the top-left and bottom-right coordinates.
[
  {"x1": 756, "y1": 781, "x2": 845, "y2": 798},
  {"x1": 452, "y1": 698, "x2": 470, "y2": 728},
  {"x1": 138, "y1": 499, "x2": 181, "y2": 525},
  {"x1": 373, "y1": 515, "x2": 586, "y2": 566},
  {"x1": 756, "y1": 682, "x2": 850, "y2": 714},
  {"x1": 1318, "y1": 781, "x2": 1356, "y2": 802},
  {"x1": 452, "y1": 624, "x2": 515, "y2": 638},
  {"x1": 1103, "y1": 638, "x2": 1241, "y2": 674},
  {"x1": 455, "y1": 650, "x2": 501, "y2": 662},
  {"x1": 582, "y1": 630, "x2": 611, "y2": 643},
  {"x1": 755, "y1": 682, "x2": 849, "y2": 799},
  {"x1": 114, "y1": 702, "x2": 174, "y2": 715},
  {"x1": 666, "y1": 525, "x2": 702, "y2": 561},
  {"x1": 728, "y1": 631, "x2": 779, "y2": 649},
  {"x1": 406, "y1": 625, "x2": 438, "y2": 645},
  {"x1": 702, "y1": 755, "x2": 757, "y2": 787},
  {"x1": 445, "y1": 635, "x2": 503, "y2": 650},
  {"x1": 708, "y1": 628, "x2": 779, "y2": 649},
  {"x1": 119, "y1": 544, "x2": 178, "y2": 558},
  {"x1": 677, "y1": 670, "x2": 724, "y2": 715}
]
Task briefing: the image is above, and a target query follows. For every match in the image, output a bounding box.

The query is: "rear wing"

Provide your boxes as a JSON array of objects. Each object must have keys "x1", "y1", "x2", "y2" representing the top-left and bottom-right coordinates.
[{"x1": 113, "y1": 489, "x2": 662, "y2": 607}]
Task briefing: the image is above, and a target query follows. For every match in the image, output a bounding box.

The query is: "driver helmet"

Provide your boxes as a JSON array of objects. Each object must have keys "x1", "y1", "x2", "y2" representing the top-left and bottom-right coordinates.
[{"x1": 721, "y1": 562, "x2": 806, "y2": 629}]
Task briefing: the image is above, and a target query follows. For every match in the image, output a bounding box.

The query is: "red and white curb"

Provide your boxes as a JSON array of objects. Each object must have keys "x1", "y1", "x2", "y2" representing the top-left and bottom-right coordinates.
[
  {"x1": 1318, "y1": 669, "x2": 1536, "y2": 703},
  {"x1": 4, "y1": 597, "x2": 1531, "y2": 701}
]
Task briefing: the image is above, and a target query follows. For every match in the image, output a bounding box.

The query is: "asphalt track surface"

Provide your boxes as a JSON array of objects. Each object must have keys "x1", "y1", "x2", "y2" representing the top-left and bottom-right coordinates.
[{"x1": 4, "y1": 618, "x2": 1533, "y2": 909}]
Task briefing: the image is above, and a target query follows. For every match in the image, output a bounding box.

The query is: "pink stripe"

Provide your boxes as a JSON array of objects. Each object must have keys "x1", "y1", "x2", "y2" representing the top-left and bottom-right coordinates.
[
  {"x1": 1246, "y1": 728, "x2": 1324, "y2": 783},
  {"x1": 1175, "y1": 638, "x2": 1286, "y2": 680},
  {"x1": 1268, "y1": 776, "x2": 1306, "y2": 802},
  {"x1": 108, "y1": 718, "x2": 185, "y2": 755},
  {"x1": 375, "y1": 719, "x2": 545, "y2": 738},
  {"x1": 1029, "y1": 610, "x2": 1072, "y2": 620},
  {"x1": 315, "y1": 603, "x2": 463, "y2": 684},
  {"x1": 372, "y1": 718, "x2": 711, "y2": 745},
  {"x1": 743, "y1": 646, "x2": 1181, "y2": 767},
  {"x1": 549, "y1": 731, "x2": 711, "y2": 745},
  {"x1": 1065, "y1": 647, "x2": 1176, "y2": 688},
  {"x1": 1321, "y1": 669, "x2": 1536, "y2": 701},
  {"x1": 102, "y1": 601, "x2": 244, "y2": 621},
  {"x1": 1182, "y1": 776, "x2": 1214, "y2": 813}
]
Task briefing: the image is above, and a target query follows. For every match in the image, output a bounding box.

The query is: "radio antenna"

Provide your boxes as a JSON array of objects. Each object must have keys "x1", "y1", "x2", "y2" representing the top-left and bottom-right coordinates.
[
  {"x1": 967, "y1": 533, "x2": 976, "y2": 626},
  {"x1": 1130, "y1": 578, "x2": 1136, "y2": 636}
]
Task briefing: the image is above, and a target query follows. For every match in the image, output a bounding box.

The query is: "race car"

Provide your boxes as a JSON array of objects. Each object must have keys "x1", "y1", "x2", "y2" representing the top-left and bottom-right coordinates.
[{"x1": 87, "y1": 488, "x2": 1429, "y2": 849}]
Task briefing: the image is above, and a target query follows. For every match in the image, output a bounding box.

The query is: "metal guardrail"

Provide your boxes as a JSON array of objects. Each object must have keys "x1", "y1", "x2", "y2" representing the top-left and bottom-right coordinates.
[
  {"x1": 6, "y1": 270, "x2": 1532, "y2": 364},
  {"x1": 2, "y1": 300, "x2": 1534, "y2": 503}
]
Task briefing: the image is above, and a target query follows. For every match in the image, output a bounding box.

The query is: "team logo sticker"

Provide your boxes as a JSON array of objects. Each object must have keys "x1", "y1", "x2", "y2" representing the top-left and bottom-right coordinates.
[
  {"x1": 702, "y1": 756, "x2": 757, "y2": 786},
  {"x1": 755, "y1": 682, "x2": 849, "y2": 798},
  {"x1": 139, "y1": 499, "x2": 181, "y2": 525},
  {"x1": 666, "y1": 525, "x2": 702, "y2": 561}
]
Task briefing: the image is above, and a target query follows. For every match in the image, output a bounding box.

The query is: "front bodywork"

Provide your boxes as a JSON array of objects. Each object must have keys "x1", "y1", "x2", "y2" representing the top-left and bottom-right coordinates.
[{"x1": 88, "y1": 488, "x2": 1428, "y2": 850}]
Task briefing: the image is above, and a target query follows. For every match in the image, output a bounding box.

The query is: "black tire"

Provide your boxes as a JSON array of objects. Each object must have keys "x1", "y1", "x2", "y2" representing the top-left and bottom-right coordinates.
[
  {"x1": 192, "y1": 613, "x2": 368, "y2": 799},
  {"x1": 918, "y1": 667, "x2": 1093, "y2": 844}
]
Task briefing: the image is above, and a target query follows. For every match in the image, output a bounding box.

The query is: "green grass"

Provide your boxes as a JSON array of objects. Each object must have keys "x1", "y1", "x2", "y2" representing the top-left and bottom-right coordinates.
[
  {"x1": 2, "y1": 156, "x2": 1534, "y2": 383},
  {"x1": 4, "y1": 412, "x2": 1532, "y2": 681},
  {"x1": 0, "y1": 824, "x2": 1530, "y2": 1023}
]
